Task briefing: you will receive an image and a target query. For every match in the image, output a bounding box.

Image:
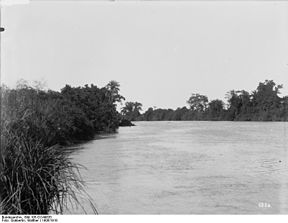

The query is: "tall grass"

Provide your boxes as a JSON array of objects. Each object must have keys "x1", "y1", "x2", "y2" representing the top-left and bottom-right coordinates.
[
  {"x1": 0, "y1": 83, "x2": 101, "y2": 214},
  {"x1": 0, "y1": 136, "x2": 86, "y2": 214}
]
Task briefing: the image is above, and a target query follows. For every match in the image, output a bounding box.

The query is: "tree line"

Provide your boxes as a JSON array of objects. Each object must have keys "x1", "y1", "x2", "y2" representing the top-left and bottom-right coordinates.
[{"x1": 121, "y1": 80, "x2": 288, "y2": 122}]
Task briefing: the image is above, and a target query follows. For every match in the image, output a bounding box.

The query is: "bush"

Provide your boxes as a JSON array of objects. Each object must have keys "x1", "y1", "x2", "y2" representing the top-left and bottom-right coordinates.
[{"x1": 0, "y1": 80, "x2": 124, "y2": 214}]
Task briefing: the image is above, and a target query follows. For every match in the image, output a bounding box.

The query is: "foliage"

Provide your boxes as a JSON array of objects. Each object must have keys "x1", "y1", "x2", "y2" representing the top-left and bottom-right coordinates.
[
  {"x1": 139, "y1": 80, "x2": 288, "y2": 121},
  {"x1": 0, "y1": 135, "x2": 88, "y2": 214},
  {"x1": 207, "y1": 99, "x2": 225, "y2": 120},
  {"x1": 0, "y1": 80, "x2": 124, "y2": 214},
  {"x1": 105, "y1": 80, "x2": 125, "y2": 104},
  {"x1": 187, "y1": 93, "x2": 208, "y2": 112},
  {"x1": 121, "y1": 101, "x2": 142, "y2": 121}
]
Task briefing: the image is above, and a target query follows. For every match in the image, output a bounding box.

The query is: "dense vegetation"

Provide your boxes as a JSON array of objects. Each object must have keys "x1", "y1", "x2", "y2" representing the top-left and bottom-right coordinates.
[
  {"x1": 121, "y1": 80, "x2": 288, "y2": 121},
  {"x1": 121, "y1": 102, "x2": 143, "y2": 122},
  {"x1": 0, "y1": 80, "x2": 124, "y2": 214}
]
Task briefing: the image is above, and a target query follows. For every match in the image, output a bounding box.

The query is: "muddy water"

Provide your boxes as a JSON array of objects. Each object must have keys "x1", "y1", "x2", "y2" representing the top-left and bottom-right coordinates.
[{"x1": 71, "y1": 121, "x2": 288, "y2": 214}]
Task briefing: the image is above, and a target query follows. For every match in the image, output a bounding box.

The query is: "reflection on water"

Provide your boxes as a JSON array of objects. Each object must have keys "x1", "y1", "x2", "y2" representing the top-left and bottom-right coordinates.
[{"x1": 70, "y1": 121, "x2": 288, "y2": 214}]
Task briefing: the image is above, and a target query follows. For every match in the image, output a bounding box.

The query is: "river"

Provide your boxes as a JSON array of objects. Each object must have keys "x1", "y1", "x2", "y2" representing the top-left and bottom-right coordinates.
[{"x1": 70, "y1": 121, "x2": 288, "y2": 214}]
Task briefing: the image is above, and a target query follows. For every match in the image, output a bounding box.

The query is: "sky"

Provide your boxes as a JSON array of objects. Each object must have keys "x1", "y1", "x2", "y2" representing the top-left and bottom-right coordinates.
[{"x1": 1, "y1": 1, "x2": 288, "y2": 110}]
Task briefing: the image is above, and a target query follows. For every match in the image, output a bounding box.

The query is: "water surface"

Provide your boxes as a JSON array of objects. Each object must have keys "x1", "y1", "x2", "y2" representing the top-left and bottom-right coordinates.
[{"x1": 71, "y1": 121, "x2": 288, "y2": 214}]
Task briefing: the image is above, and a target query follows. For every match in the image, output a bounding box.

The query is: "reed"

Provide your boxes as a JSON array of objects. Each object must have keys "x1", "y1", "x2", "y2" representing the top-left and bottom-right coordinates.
[
  {"x1": 1, "y1": 137, "x2": 81, "y2": 214},
  {"x1": 0, "y1": 84, "x2": 99, "y2": 214}
]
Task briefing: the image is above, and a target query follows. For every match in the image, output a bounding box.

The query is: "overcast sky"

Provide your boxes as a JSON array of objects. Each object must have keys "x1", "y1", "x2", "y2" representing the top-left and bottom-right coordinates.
[{"x1": 1, "y1": 1, "x2": 288, "y2": 110}]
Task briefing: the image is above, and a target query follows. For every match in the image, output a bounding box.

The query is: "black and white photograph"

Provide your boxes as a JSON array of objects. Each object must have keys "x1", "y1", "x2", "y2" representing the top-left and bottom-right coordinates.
[{"x1": 0, "y1": 0, "x2": 288, "y2": 219}]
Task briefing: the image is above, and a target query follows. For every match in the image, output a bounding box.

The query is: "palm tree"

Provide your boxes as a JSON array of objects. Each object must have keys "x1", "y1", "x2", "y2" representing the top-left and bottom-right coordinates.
[{"x1": 121, "y1": 102, "x2": 143, "y2": 121}]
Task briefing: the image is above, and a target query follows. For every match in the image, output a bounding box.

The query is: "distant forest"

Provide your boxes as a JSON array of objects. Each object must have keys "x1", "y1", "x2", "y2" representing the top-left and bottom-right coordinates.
[{"x1": 121, "y1": 80, "x2": 288, "y2": 122}]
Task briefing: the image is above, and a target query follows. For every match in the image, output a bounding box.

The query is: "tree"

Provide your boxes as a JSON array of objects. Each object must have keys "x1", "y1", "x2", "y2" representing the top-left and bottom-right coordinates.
[
  {"x1": 121, "y1": 102, "x2": 143, "y2": 121},
  {"x1": 225, "y1": 90, "x2": 252, "y2": 120},
  {"x1": 207, "y1": 99, "x2": 224, "y2": 120},
  {"x1": 142, "y1": 107, "x2": 154, "y2": 121},
  {"x1": 279, "y1": 96, "x2": 288, "y2": 121},
  {"x1": 251, "y1": 80, "x2": 282, "y2": 120},
  {"x1": 61, "y1": 83, "x2": 121, "y2": 132},
  {"x1": 252, "y1": 80, "x2": 282, "y2": 108},
  {"x1": 187, "y1": 93, "x2": 208, "y2": 112},
  {"x1": 105, "y1": 80, "x2": 125, "y2": 104}
]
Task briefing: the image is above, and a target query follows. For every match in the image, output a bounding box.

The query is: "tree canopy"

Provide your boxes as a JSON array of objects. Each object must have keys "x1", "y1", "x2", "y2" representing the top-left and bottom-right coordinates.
[{"x1": 138, "y1": 80, "x2": 287, "y2": 122}]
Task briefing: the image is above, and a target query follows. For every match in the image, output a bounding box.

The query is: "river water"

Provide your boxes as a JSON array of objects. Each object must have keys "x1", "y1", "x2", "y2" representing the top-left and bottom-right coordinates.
[{"x1": 70, "y1": 121, "x2": 288, "y2": 214}]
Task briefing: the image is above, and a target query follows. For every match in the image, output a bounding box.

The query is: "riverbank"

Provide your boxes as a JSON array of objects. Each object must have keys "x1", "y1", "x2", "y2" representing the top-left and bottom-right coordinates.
[{"x1": 0, "y1": 81, "x2": 123, "y2": 214}]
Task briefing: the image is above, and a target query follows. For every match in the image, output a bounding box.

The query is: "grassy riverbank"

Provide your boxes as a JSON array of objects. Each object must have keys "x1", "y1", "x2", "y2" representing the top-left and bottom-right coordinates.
[{"x1": 0, "y1": 80, "x2": 123, "y2": 214}]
